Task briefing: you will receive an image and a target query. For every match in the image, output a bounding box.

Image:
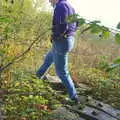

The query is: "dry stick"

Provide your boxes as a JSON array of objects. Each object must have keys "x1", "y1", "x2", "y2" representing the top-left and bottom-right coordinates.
[{"x1": 80, "y1": 26, "x2": 91, "y2": 34}]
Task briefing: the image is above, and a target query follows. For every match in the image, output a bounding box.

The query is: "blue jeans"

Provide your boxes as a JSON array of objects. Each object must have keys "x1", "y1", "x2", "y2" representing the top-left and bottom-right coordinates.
[{"x1": 36, "y1": 36, "x2": 77, "y2": 99}]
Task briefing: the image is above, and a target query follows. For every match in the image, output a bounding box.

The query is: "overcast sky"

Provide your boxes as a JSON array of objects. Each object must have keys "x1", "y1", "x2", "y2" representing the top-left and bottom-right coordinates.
[
  {"x1": 68, "y1": 0, "x2": 120, "y2": 29},
  {"x1": 46, "y1": 0, "x2": 120, "y2": 29}
]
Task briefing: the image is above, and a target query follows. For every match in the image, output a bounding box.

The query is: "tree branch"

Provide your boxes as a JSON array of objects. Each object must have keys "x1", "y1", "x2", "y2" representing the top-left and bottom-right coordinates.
[{"x1": 0, "y1": 28, "x2": 50, "y2": 72}]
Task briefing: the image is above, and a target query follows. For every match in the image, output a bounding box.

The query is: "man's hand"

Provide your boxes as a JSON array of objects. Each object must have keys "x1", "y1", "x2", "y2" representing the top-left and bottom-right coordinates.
[{"x1": 50, "y1": 35, "x2": 53, "y2": 43}]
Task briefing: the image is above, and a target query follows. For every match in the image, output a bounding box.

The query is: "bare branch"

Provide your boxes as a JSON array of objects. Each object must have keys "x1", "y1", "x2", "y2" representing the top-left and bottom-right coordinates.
[
  {"x1": 0, "y1": 28, "x2": 50, "y2": 72},
  {"x1": 80, "y1": 26, "x2": 91, "y2": 34}
]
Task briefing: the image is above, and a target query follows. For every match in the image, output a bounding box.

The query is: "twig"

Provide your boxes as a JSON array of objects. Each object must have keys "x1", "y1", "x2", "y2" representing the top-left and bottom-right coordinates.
[{"x1": 0, "y1": 28, "x2": 50, "y2": 72}]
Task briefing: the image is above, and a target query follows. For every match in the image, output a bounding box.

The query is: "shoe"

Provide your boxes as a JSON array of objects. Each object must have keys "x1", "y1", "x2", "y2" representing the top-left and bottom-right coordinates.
[
  {"x1": 71, "y1": 96, "x2": 81, "y2": 104},
  {"x1": 36, "y1": 72, "x2": 48, "y2": 80},
  {"x1": 36, "y1": 73, "x2": 42, "y2": 79},
  {"x1": 64, "y1": 96, "x2": 81, "y2": 105},
  {"x1": 41, "y1": 75, "x2": 49, "y2": 80}
]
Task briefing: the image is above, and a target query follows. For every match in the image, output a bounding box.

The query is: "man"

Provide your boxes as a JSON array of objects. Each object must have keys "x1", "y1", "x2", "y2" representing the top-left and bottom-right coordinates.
[{"x1": 36, "y1": 0, "x2": 80, "y2": 103}]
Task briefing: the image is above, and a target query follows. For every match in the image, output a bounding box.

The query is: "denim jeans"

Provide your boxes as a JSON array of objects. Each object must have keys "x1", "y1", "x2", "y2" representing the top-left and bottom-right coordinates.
[{"x1": 36, "y1": 36, "x2": 77, "y2": 99}]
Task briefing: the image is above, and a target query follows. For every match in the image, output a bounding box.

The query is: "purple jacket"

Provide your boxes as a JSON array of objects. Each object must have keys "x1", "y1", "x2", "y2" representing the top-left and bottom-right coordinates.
[{"x1": 52, "y1": 0, "x2": 77, "y2": 40}]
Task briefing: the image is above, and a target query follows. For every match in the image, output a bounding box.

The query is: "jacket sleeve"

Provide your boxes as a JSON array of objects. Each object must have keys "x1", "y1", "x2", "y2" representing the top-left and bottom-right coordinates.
[{"x1": 52, "y1": 4, "x2": 68, "y2": 36}]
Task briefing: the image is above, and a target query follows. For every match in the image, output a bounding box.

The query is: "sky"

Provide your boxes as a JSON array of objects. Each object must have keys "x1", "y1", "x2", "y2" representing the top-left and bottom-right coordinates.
[
  {"x1": 46, "y1": 0, "x2": 120, "y2": 29},
  {"x1": 68, "y1": 0, "x2": 120, "y2": 29}
]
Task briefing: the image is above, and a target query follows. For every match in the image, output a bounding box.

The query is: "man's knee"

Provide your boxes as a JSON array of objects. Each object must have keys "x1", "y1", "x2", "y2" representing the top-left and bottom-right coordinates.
[{"x1": 55, "y1": 68, "x2": 69, "y2": 78}]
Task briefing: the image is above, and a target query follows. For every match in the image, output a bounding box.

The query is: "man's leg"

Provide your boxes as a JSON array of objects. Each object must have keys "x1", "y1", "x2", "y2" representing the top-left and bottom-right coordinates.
[
  {"x1": 53, "y1": 50, "x2": 77, "y2": 99},
  {"x1": 36, "y1": 49, "x2": 53, "y2": 79}
]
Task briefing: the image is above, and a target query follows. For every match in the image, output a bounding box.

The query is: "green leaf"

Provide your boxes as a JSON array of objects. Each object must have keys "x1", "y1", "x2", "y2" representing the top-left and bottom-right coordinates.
[
  {"x1": 113, "y1": 58, "x2": 120, "y2": 64},
  {"x1": 77, "y1": 18, "x2": 85, "y2": 26},
  {"x1": 115, "y1": 33, "x2": 120, "y2": 44},
  {"x1": 0, "y1": 49, "x2": 6, "y2": 57},
  {"x1": 116, "y1": 22, "x2": 120, "y2": 29},
  {"x1": 102, "y1": 31, "x2": 110, "y2": 39},
  {"x1": 0, "y1": 16, "x2": 12, "y2": 23},
  {"x1": 106, "y1": 64, "x2": 120, "y2": 72},
  {"x1": 4, "y1": 27, "x2": 11, "y2": 34},
  {"x1": 66, "y1": 15, "x2": 73, "y2": 23},
  {"x1": 92, "y1": 20, "x2": 101, "y2": 24},
  {"x1": 0, "y1": 51, "x2": 4, "y2": 57},
  {"x1": 90, "y1": 25, "x2": 102, "y2": 34},
  {"x1": 66, "y1": 14, "x2": 79, "y2": 23}
]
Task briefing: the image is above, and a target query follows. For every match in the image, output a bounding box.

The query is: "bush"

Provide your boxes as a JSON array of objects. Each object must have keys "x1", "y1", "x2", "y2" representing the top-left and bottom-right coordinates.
[{"x1": 78, "y1": 68, "x2": 120, "y2": 108}]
